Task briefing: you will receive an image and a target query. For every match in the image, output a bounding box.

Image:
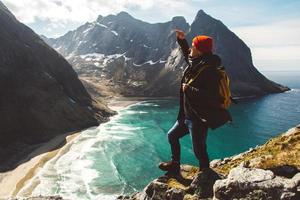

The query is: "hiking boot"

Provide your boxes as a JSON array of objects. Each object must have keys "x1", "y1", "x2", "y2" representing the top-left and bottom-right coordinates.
[{"x1": 158, "y1": 160, "x2": 180, "y2": 174}]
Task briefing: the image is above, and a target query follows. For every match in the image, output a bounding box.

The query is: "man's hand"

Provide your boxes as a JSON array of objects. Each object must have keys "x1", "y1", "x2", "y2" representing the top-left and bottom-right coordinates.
[
  {"x1": 174, "y1": 29, "x2": 185, "y2": 40},
  {"x1": 182, "y1": 83, "x2": 189, "y2": 92}
]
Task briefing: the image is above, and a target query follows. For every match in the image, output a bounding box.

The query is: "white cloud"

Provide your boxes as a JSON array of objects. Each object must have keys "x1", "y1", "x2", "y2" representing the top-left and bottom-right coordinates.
[
  {"x1": 254, "y1": 59, "x2": 300, "y2": 71},
  {"x1": 233, "y1": 19, "x2": 300, "y2": 46},
  {"x1": 232, "y1": 19, "x2": 300, "y2": 61},
  {"x1": 231, "y1": 19, "x2": 300, "y2": 70},
  {"x1": 2, "y1": 0, "x2": 195, "y2": 38},
  {"x1": 4, "y1": 0, "x2": 105, "y2": 23},
  {"x1": 3, "y1": 0, "x2": 300, "y2": 70},
  {"x1": 2, "y1": 0, "x2": 197, "y2": 38},
  {"x1": 3, "y1": 0, "x2": 192, "y2": 24},
  {"x1": 252, "y1": 45, "x2": 300, "y2": 61}
]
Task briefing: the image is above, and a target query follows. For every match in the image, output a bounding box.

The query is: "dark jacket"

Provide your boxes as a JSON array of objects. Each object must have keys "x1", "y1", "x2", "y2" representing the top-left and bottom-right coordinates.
[{"x1": 176, "y1": 38, "x2": 232, "y2": 129}]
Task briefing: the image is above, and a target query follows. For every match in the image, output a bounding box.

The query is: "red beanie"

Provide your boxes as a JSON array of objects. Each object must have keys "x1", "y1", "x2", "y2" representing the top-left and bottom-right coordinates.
[{"x1": 192, "y1": 35, "x2": 213, "y2": 53}]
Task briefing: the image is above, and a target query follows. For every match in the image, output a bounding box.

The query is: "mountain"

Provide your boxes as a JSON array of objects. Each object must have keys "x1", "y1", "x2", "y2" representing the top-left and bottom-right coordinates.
[
  {"x1": 0, "y1": 1, "x2": 115, "y2": 171},
  {"x1": 43, "y1": 10, "x2": 289, "y2": 98}
]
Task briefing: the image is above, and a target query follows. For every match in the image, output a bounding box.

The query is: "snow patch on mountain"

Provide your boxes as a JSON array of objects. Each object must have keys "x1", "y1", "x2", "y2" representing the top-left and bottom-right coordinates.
[
  {"x1": 111, "y1": 30, "x2": 118, "y2": 36},
  {"x1": 95, "y1": 22, "x2": 108, "y2": 28}
]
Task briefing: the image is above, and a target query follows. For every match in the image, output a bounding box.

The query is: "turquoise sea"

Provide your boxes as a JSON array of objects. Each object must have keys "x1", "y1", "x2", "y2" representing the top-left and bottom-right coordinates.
[{"x1": 18, "y1": 71, "x2": 300, "y2": 199}]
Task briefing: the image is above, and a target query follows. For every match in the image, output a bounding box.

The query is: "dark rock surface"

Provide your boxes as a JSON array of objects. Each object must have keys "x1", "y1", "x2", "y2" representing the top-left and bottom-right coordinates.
[{"x1": 0, "y1": 1, "x2": 115, "y2": 171}]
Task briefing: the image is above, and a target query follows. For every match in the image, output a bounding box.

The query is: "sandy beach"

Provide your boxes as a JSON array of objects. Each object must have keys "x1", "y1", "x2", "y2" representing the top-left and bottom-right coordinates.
[
  {"x1": 0, "y1": 97, "x2": 143, "y2": 199},
  {"x1": 0, "y1": 131, "x2": 80, "y2": 199}
]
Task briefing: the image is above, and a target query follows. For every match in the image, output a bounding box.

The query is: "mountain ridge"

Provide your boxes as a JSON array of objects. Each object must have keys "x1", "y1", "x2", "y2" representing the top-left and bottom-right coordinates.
[
  {"x1": 0, "y1": 1, "x2": 116, "y2": 171},
  {"x1": 43, "y1": 9, "x2": 289, "y2": 98}
]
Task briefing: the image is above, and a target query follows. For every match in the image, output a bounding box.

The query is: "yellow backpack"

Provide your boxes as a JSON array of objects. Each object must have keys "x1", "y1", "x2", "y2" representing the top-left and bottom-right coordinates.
[{"x1": 186, "y1": 65, "x2": 232, "y2": 109}]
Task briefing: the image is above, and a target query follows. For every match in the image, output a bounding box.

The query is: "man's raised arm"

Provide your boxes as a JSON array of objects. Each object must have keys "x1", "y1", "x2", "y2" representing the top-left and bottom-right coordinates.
[{"x1": 174, "y1": 29, "x2": 190, "y2": 65}]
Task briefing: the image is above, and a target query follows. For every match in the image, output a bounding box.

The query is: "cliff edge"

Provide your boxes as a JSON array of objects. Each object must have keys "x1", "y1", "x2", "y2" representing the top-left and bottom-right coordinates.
[
  {"x1": 118, "y1": 124, "x2": 300, "y2": 200},
  {"x1": 9, "y1": 125, "x2": 300, "y2": 199}
]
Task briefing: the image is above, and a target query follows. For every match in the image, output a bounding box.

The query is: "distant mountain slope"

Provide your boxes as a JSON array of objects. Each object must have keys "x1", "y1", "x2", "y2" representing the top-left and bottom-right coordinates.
[
  {"x1": 44, "y1": 10, "x2": 289, "y2": 97},
  {"x1": 0, "y1": 1, "x2": 115, "y2": 170}
]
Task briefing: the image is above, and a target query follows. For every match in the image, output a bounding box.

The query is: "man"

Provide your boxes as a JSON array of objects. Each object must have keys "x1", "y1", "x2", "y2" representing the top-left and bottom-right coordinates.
[{"x1": 158, "y1": 29, "x2": 232, "y2": 175}]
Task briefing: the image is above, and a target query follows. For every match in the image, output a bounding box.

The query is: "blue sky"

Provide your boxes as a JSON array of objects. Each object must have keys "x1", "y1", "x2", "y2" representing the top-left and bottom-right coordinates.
[{"x1": 3, "y1": 0, "x2": 300, "y2": 71}]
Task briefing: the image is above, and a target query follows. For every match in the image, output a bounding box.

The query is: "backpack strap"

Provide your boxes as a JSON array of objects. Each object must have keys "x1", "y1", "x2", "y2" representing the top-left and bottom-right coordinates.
[{"x1": 186, "y1": 64, "x2": 210, "y2": 85}]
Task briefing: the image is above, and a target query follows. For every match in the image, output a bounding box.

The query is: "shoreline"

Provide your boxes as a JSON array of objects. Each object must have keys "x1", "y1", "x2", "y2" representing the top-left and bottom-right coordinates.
[
  {"x1": 0, "y1": 97, "x2": 144, "y2": 199},
  {"x1": 0, "y1": 131, "x2": 80, "y2": 199},
  {"x1": 1, "y1": 94, "x2": 296, "y2": 198},
  {"x1": 107, "y1": 96, "x2": 177, "y2": 111}
]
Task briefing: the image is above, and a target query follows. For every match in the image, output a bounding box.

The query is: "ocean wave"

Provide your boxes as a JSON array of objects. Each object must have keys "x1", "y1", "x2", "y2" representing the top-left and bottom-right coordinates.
[
  {"x1": 104, "y1": 125, "x2": 144, "y2": 131},
  {"x1": 128, "y1": 101, "x2": 160, "y2": 107},
  {"x1": 18, "y1": 95, "x2": 300, "y2": 199},
  {"x1": 121, "y1": 110, "x2": 149, "y2": 115},
  {"x1": 140, "y1": 102, "x2": 159, "y2": 106},
  {"x1": 31, "y1": 138, "x2": 101, "y2": 199},
  {"x1": 139, "y1": 111, "x2": 149, "y2": 113},
  {"x1": 18, "y1": 101, "x2": 164, "y2": 199}
]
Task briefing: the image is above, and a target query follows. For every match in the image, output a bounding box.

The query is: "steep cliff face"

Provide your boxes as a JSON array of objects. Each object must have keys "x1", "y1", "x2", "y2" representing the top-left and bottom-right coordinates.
[
  {"x1": 43, "y1": 10, "x2": 288, "y2": 98},
  {"x1": 119, "y1": 124, "x2": 300, "y2": 200},
  {"x1": 0, "y1": 1, "x2": 115, "y2": 171}
]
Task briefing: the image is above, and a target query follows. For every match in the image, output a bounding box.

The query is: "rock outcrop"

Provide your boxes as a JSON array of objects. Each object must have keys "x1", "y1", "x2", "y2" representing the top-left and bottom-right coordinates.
[
  {"x1": 43, "y1": 10, "x2": 289, "y2": 98},
  {"x1": 214, "y1": 164, "x2": 300, "y2": 200},
  {"x1": 0, "y1": 1, "x2": 116, "y2": 171},
  {"x1": 118, "y1": 124, "x2": 300, "y2": 200}
]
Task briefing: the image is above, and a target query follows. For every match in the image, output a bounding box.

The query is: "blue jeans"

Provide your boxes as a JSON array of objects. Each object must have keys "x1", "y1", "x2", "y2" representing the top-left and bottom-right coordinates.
[{"x1": 167, "y1": 118, "x2": 209, "y2": 169}]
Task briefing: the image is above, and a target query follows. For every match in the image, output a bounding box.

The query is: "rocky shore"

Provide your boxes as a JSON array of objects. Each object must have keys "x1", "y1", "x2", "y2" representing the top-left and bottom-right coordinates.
[
  {"x1": 117, "y1": 124, "x2": 300, "y2": 200},
  {"x1": 9, "y1": 124, "x2": 300, "y2": 200}
]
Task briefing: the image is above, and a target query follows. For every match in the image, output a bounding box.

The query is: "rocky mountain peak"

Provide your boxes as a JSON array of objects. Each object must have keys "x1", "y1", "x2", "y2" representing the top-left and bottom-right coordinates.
[
  {"x1": 171, "y1": 16, "x2": 189, "y2": 30},
  {"x1": 171, "y1": 16, "x2": 187, "y2": 24},
  {"x1": 116, "y1": 11, "x2": 133, "y2": 19},
  {"x1": 195, "y1": 9, "x2": 213, "y2": 20},
  {"x1": 96, "y1": 14, "x2": 103, "y2": 22},
  {"x1": 98, "y1": 11, "x2": 136, "y2": 24},
  {"x1": 43, "y1": 9, "x2": 289, "y2": 98},
  {"x1": 192, "y1": 9, "x2": 219, "y2": 27},
  {"x1": 196, "y1": 9, "x2": 207, "y2": 17}
]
